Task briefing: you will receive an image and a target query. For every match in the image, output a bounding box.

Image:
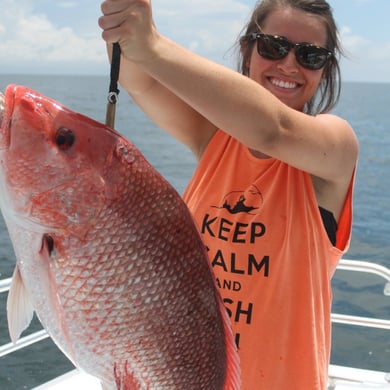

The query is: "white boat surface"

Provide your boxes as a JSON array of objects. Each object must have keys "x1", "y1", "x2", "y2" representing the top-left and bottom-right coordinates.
[{"x1": 1, "y1": 258, "x2": 389, "y2": 389}]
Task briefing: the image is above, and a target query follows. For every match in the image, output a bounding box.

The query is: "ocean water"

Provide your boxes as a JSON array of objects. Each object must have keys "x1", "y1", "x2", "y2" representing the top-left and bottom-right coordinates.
[{"x1": 0, "y1": 75, "x2": 389, "y2": 389}]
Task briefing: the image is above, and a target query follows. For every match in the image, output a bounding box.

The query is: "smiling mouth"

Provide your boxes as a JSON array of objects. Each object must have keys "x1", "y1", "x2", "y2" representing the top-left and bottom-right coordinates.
[{"x1": 269, "y1": 77, "x2": 300, "y2": 90}]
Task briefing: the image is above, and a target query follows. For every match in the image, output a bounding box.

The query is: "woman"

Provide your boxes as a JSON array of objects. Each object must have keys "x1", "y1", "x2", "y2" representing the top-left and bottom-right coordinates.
[{"x1": 99, "y1": 0, "x2": 359, "y2": 388}]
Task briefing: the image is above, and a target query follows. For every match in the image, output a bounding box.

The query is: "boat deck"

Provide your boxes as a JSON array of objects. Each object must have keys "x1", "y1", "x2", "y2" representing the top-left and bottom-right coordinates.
[
  {"x1": 1, "y1": 259, "x2": 389, "y2": 389},
  {"x1": 30, "y1": 365, "x2": 390, "y2": 389}
]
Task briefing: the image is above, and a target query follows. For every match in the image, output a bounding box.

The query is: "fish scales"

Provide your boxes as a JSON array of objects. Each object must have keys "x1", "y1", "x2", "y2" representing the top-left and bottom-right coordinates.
[{"x1": 0, "y1": 85, "x2": 240, "y2": 389}]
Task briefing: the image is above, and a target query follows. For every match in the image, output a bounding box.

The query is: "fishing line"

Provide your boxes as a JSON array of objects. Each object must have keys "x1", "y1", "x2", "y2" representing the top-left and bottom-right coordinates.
[{"x1": 105, "y1": 42, "x2": 121, "y2": 128}]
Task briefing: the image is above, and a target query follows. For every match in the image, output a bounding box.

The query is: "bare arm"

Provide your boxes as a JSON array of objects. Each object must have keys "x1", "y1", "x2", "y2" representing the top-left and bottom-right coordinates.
[
  {"x1": 105, "y1": 44, "x2": 217, "y2": 158},
  {"x1": 99, "y1": 0, "x2": 358, "y2": 207}
]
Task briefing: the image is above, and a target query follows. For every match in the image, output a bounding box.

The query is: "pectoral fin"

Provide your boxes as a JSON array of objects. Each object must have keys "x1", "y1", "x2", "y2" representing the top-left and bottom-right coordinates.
[{"x1": 7, "y1": 266, "x2": 34, "y2": 344}]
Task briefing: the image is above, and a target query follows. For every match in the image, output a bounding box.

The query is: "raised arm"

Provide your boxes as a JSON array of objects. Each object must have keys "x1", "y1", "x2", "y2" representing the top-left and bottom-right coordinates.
[
  {"x1": 104, "y1": 37, "x2": 217, "y2": 158},
  {"x1": 99, "y1": 0, "x2": 358, "y2": 211}
]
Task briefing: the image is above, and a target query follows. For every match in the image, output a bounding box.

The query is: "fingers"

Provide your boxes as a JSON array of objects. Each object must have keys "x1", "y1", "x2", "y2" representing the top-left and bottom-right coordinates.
[
  {"x1": 100, "y1": 0, "x2": 133, "y2": 16},
  {"x1": 99, "y1": 0, "x2": 128, "y2": 43},
  {"x1": 99, "y1": 14, "x2": 122, "y2": 43},
  {"x1": 99, "y1": 0, "x2": 151, "y2": 42},
  {"x1": 99, "y1": 0, "x2": 156, "y2": 63}
]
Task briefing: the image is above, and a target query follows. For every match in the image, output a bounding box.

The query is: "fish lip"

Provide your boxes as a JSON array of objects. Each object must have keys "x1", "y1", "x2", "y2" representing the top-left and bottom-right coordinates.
[
  {"x1": 0, "y1": 92, "x2": 5, "y2": 134},
  {"x1": 0, "y1": 84, "x2": 17, "y2": 150},
  {"x1": 0, "y1": 92, "x2": 4, "y2": 119}
]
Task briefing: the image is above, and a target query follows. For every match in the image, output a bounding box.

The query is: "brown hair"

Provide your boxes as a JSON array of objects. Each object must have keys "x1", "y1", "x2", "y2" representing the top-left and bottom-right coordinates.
[{"x1": 237, "y1": 0, "x2": 343, "y2": 114}]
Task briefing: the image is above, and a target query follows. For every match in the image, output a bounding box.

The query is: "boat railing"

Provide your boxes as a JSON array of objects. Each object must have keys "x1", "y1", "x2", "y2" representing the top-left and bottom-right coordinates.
[
  {"x1": 0, "y1": 277, "x2": 50, "y2": 358},
  {"x1": 331, "y1": 259, "x2": 390, "y2": 330},
  {"x1": 0, "y1": 258, "x2": 389, "y2": 382}
]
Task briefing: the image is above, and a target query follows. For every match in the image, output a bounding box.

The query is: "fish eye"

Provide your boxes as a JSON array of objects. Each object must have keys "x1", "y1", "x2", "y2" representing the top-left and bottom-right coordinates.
[{"x1": 56, "y1": 127, "x2": 75, "y2": 150}]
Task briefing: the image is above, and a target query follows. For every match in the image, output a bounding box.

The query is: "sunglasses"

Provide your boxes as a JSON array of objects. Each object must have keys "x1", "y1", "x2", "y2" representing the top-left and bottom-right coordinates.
[{"x1": 248, "y1": 33, "x2": 333, "y2": 70}]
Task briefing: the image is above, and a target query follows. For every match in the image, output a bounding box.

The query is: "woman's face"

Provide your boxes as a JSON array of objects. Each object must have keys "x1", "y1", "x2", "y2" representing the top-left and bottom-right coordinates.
[{"x1": 248, "y1": 7, "x2": 328, "y2": 111}]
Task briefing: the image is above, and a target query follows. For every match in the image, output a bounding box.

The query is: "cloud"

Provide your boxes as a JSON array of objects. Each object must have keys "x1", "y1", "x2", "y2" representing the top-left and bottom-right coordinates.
[
  {"x1": 5, "y1": 0, "x2": 388, "y2": 82},
  {"x1": 58, "y1": 2, "x2": 78, "y2": 8},
  {"x1": 0, "y1": 0, "x2": 106, "y2": 74},
  {"x1": 0, "y1": 0, "x2": 250, "y2": 75},
  {"x1": 153, "y1": 0, "x2": 250, "y2": 66},
  {"x1": 339, "y1": 26, "x2": 390, "y2": 82}
]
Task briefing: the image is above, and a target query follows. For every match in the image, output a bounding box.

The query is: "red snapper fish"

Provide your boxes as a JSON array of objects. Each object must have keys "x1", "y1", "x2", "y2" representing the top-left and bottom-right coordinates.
[{"x1": 0, "y1": 85, "x2": 240, "y2": 389}]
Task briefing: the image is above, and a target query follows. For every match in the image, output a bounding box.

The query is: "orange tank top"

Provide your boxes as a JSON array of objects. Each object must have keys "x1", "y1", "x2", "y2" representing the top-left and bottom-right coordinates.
[{"x1": 183, "y1": 130, "x2": 354, "y2": 389}]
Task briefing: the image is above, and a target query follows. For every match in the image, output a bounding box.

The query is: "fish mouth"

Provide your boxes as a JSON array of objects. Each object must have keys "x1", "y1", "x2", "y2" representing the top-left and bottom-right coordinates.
[
  {"x1": 0, "y1": 85, "x2": 16, "y2": 150},
  {"x1": 0, "y1": 91, "x2": 4, "y2": 127},
  {"x1": 0, "y1": 90, "x2": 7, "y2": 150}
]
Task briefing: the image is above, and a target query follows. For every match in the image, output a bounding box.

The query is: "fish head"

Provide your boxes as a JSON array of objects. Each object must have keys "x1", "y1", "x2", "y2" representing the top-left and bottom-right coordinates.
[{"x1": 0, "y1": 84, "x2": 127, "y2": 238}]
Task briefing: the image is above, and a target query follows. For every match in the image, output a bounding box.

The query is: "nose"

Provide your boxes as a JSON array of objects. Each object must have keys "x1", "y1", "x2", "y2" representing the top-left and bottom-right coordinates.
[{"x1": 276, "y1": 50, "x2": 299, "y2": 74}]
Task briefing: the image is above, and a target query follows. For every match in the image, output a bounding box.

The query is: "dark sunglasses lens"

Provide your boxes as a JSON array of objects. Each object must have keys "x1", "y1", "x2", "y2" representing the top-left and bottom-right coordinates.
[
  {"x1": 257, "y1": 36, "x2": 290, "y2": 60},
  {"x1": 296, "y1": 46, "x2": 329, "y2": 70}
]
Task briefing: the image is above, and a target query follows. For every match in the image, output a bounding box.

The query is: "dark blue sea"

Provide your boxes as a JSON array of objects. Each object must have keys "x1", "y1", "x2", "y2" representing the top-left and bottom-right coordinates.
[{"x1": 0, "y1": 75, "x2": 389, "y2": 389}]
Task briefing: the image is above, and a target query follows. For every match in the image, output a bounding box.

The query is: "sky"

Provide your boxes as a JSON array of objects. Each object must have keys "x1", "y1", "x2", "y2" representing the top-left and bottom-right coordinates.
[{"x1": 0, "y1": 0, "x2": 389, "y2": 83}]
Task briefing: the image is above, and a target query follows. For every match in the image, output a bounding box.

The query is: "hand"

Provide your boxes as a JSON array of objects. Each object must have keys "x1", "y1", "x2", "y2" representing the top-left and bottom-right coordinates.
[{"x1": 99, "y1": 0, "x2": 157, "y2": 64}]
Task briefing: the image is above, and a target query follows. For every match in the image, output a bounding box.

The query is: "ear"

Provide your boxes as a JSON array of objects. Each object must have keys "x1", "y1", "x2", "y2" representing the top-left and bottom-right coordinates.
[{"x1": 240, "y1": 39, "x2": 248, "y2": 55}]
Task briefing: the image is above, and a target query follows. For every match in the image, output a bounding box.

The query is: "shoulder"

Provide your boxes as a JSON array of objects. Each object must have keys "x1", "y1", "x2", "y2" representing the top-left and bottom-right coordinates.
[
  {"x1": 318, "y1": 113, "x2": 359, "y2": 172},
  {"x1": 310, "y1": 114, "x2": 358, "y2": 220},
  {"x1": 317, "y1": 112, "x2": 351, "y2": 128},
  {"x1": 316, "y1": 113, "x2": 358, "y2": 147}
]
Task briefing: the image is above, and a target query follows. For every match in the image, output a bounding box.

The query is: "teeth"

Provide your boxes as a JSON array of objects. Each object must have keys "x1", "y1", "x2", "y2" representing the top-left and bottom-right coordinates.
[{"x1": 271, "y1": 78, "x2": 297, "y2": 89}]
